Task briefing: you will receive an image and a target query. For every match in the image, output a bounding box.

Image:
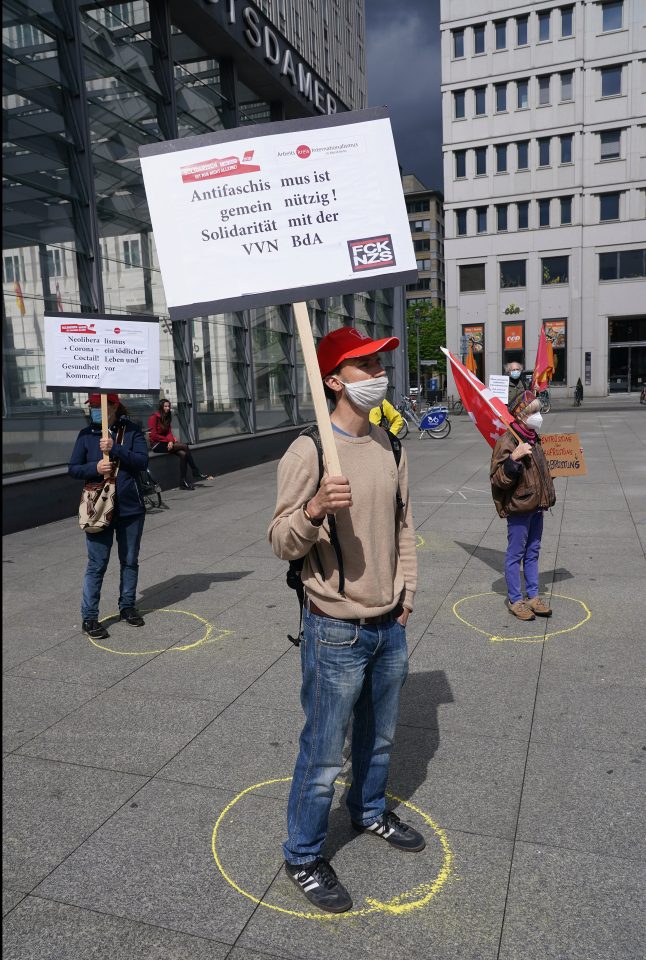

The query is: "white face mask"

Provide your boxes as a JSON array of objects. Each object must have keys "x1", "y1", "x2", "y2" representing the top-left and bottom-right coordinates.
[
  {"x1": 339, "y1": 375, "x2": 389, "y2": 412},
  {"x1": 525, "y1": 412, "x2": 543, "y2": 432}
]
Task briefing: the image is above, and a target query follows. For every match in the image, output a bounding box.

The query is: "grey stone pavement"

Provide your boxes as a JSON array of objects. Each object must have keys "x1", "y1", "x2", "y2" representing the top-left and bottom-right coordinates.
[{"x1": 3, "y1": 397, "x2": 645, "y2": 960}]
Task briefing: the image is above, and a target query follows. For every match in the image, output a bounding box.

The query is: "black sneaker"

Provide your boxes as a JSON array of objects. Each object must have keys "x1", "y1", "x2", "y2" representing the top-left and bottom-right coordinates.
[
  {"x1": 120, "y1": 607, "x2": 145, "y2": 627},
  {"x1": 352, "y1": 811, "x2": 426, "y2": 852},
  {"x1": 284, "y1": 858, "x2": 353, "y2": 914},
  {"x1": 192, "y1": 472, "x2": 210, "y2": 481},
  {"x1": 82, "y1": 619, "x2": 109, "y2": 640},
  {"x1": 179, "y1": 479, "x2": 195, "y2": 490}
]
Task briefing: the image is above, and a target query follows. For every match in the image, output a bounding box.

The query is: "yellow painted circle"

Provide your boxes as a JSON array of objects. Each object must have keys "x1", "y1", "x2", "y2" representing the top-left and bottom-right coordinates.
[
  {"x1": 87, "y1": 607, "x2": 231, "y2": 656},
  {"x1": 211, "y1": 777, "x2": 453, "y2": 920},
  {"x1": 452, "y1": 592, "x2": 591, "y2": 643},
  {"x1": 416, "y1": 534, "x2": 425, "y2": 549}
]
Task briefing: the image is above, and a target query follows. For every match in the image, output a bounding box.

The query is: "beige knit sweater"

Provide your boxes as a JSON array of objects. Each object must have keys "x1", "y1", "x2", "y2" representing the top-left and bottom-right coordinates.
[{"x1": 268, "y1": 426, "x2": 417, "y2": 619}]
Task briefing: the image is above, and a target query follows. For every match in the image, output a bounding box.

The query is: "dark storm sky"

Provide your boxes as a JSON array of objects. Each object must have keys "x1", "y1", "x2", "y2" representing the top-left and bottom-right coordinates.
[{"x1": 365, "y1": 0, "x2": 443, "y2": 193}]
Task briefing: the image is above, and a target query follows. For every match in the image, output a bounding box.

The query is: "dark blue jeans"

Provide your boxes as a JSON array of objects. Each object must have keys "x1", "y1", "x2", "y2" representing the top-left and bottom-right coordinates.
[
  {"x1": 81, "y1": 513, "x2": 145, "y2": 620},
  {"x1": 283, "y1": 607, "x2": 409, "y2": 865},
  {"x1": 505, "y1": 511, "x2": 544, "y2": 604}
]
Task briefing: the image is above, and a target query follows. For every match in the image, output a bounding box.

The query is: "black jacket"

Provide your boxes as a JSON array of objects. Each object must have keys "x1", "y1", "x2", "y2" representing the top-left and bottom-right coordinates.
[{"x1": 69, "y1": 416, "x2": 148, "y2": 517}]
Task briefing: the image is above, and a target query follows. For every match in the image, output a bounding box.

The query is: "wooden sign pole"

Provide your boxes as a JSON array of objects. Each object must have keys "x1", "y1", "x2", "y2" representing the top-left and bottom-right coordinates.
[
  {"x1": 100, "y1": 392, "x2": 110, "y2": 462},
  {"x1": 292, "y1": 301, "x2": 342, "y2": 476}
]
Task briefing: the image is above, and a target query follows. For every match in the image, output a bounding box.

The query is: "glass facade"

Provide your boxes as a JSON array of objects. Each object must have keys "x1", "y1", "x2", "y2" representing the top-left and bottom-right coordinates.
[{"x1": 2, "y1": 1, "x2": 402, "y2": 477}]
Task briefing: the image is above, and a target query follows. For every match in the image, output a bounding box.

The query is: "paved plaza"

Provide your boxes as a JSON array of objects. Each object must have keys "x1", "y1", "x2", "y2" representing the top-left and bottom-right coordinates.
[{"x1": 3, "y1": 399, "x2": 645, "y2": 960}]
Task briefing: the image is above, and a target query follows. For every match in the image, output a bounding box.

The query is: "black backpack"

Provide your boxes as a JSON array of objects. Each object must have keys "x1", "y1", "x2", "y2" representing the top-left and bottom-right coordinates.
[{"x1": 286, "y1": 424, "x2": 404, "y2": 645}]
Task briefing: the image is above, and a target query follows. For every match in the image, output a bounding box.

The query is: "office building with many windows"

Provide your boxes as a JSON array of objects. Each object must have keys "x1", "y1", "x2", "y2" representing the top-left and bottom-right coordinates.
[
  {"x1": 402, "y1": 175, "x2": 445, "y2": 309},
  {"x1": 441, "y1": 0, "x2": 646, "y2": 396},
  {"x1": 2, "y1": 1, "x2": 410, "y2": 529}
]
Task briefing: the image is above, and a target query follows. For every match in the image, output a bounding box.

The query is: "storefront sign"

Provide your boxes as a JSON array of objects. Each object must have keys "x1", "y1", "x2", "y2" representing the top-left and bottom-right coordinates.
[
  {"x1": 140, "y1": 108, "x2": 417, "y2": 318},
  {"x1": 488, "y1": 375, "x2": 509, "y2": 403},
  {"x1": 45, "y1": 312, "x2": 160, "y2": 392},
  {"x1": 504, "y1": 324, "x2": 523, "y2": 350},
  {"x1": 463, "y1": 324, "x2": 484, "y2": 352},
  {"x1": 541, "y1": 433, "x2": 587, "y2": 477}
]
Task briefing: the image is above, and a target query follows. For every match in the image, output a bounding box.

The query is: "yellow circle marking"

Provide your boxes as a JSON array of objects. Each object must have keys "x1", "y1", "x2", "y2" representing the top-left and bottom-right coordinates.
[
  {"x1": 452, "y1": 592, "x2": 591, "y2": 643},
  {"x1": 87, "y1": 607, "x2": 231, "y2": 656},
  {"x1": 416, "y1": 534, "x2": 425, "y2": 549},
  {"x1": 211, "y1": 777, "x2": 453, "y2": 920}
]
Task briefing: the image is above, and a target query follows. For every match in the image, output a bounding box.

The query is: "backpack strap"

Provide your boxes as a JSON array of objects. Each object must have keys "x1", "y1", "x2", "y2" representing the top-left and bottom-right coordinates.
[
  {"x1": 299, "y1": 424, "x2": 345, "y2": 596},
  {"x1": 383, "y1": 429, "x2": 405, "y2": 511}
]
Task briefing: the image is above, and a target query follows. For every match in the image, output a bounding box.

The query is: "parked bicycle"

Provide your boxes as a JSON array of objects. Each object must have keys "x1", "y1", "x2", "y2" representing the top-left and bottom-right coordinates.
[
  {"x1": 444, "y1": 394, "x2": 464, "y2": 415},
  {"x1": 536, "y1": 389, "x2": 551, "y2": 414},
  {"x1": 396, "y1": 395, "x2": 451, "y2": 439}
]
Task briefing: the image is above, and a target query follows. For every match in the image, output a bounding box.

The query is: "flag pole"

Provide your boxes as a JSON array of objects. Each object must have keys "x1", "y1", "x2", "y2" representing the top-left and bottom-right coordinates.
[{"x1": 292, "y1": 301, "x2": 342, "y2": 476}]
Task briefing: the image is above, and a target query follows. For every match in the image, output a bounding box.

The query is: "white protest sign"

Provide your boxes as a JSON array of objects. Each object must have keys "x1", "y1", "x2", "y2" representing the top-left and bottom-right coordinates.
[
  {"x1": 139, "y1": 107, "x2": 417, "y2": 318},
  {"x1": 45, "y1": 313, "x2": 160, "y2": 392},
  {"x1": 488, "y1": 375, "x2": 510, "y2": 404}
]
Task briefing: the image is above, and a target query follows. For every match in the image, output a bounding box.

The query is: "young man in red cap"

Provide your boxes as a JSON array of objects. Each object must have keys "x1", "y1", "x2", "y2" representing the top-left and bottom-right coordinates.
[
  {"x1": 69, "y1": 393, "x2": 149, "y2": 640},
  {"x1": 268, "y1": 327, "x2": 421, "y2": 914}
]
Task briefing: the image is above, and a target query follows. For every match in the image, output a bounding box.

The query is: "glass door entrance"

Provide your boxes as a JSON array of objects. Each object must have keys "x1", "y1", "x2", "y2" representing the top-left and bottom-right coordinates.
[{"x1": 608, "y1": 317, "x2": 646, "y2": 392}]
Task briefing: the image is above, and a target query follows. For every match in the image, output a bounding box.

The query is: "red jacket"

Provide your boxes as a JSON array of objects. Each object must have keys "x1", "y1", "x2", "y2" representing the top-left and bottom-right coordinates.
[{"x1": 147, "y1": 412, "x2": 177, "y2": 445}]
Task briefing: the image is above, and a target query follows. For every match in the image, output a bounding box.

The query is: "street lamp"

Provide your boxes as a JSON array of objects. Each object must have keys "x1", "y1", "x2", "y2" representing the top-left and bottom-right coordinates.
[{"x1": 415, "y1": 309, "x2": 421, "y2": 392}]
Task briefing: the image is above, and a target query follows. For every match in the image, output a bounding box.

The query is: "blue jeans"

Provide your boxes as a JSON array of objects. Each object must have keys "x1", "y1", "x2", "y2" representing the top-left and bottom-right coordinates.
[
  {"x1": 81, "y1": 513, "x2": 145, "y2": 620},
  {"x1": 283, "y1": 607, "x2": 409, "y2": 865},
  {"x1": 505, "y1": 511, "x2": 544, "y2": 604}
]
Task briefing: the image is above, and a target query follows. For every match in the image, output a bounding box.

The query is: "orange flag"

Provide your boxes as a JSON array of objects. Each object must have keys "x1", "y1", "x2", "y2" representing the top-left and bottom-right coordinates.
[
  {"x1": 14, "y1": 280, "x2": 26, "y2": 316},
  {"x1": 532, "y1": 325, "x2": 554, "y2": 392},
  {"x1": 465, "y1": 340, "x2": 478, "y2": 374}
]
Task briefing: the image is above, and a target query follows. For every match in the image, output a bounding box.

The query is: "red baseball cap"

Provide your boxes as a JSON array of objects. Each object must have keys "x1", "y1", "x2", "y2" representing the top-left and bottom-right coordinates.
[
  {"x1": 86, "y1": 393, "x2": 120, "y2": 407},
  {"x1": 317, "y1": 327, "x2": 399, "y2": 378}
]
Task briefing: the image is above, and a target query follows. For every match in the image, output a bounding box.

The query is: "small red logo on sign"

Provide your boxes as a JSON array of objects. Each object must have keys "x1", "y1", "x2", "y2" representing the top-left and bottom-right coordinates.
[
  {"x1": 60, "y1": 324, "x2": 97, "y2": 334},
  {"x1": 114, "y1": 327, "x2": 121, "y2": 334},
  {"x1": 296, "y1": 145, "x2": 311, "y2": 159},
  {"x1": 180, "y1": 151, "x2": 261, "y2": 183}
]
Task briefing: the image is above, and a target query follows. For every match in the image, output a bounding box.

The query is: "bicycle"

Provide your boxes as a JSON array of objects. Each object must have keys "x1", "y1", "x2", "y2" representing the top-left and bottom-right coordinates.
[
  {"x1": 396, "y1": 396, "x2": 451, "y2": 439},
  {"x1": 536, "y1": 389, "x2": 551, "y2": 414},
  {"x1": 444, "y1": 395, "x2": 464, "y2": 415}
]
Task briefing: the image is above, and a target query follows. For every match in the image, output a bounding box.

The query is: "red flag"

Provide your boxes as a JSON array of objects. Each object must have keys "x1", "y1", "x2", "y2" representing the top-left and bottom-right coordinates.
[
  {"x1": 441, "y1": 347, "x2": 513, "y2": 448},
  {"x1": 55, "y1": 281, "x2": 64, "y2": 312},
  {"x1": 531, "y1": 325, "x2": 554, "y2": 392}
]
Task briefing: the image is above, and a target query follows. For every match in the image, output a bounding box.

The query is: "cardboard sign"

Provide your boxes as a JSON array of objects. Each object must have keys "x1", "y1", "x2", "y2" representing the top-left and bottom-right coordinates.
[
  {"x1": 488, "y1": 375, "x2": 510, "y2": 403},
  {"x1": 541, "y1": 433, "x2": 587, "y2": 476},
  {"x1": 139, "y1": 107, "x2": 417, "y2": 319},
  {"x1": 45, "y1": 312, "x2": 160, "y2": 392}
]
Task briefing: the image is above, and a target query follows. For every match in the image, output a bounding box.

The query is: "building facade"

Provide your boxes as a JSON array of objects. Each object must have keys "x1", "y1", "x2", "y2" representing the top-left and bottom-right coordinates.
[
  {"x1": 402, "y1": 175, "x2": 445, "y2": 309},
  {"x1": 441, "y1": 0, "x2": 646, "y2": 396},
  {"x1": 2, "y1": 0, "x2": 409, "y2": 505}
]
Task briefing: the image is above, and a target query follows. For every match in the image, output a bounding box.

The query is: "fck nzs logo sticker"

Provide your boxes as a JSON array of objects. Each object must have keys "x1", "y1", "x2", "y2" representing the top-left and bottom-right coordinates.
[{"x1": 348, "y1": 235, "x2": 396, "y2": 272}]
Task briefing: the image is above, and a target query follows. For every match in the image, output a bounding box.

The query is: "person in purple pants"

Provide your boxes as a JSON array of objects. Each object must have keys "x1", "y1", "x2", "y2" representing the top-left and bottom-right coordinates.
[{"x1": 490, "y1": 391, "x2": 556, "y2": 621}]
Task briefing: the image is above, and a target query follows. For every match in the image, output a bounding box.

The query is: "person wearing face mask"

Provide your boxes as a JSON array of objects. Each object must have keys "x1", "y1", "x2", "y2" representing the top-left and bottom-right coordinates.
[
  {"x1": 506, "y1": 361, "x2": 527, "y2": 411},
  {"x1": 268, "y1": 327, "x2": 420, "y2": 914},
  {"x1": 68, "y1": 393, "x2": 149, "y2": 640},
  {"x1": 490, "y1": 390, "x2": 556, "y2": 621}
]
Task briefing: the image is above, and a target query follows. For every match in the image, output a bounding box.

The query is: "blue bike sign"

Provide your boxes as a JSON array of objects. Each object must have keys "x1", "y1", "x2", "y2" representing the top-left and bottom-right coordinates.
[{"x1": 420, "y1": 409, "x2": 447, "y2": 429}]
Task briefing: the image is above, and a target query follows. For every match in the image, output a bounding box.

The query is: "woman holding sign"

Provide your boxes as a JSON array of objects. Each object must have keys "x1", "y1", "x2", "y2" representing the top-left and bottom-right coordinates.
[
  {"x1": 490, "y1": 390, "x2": 556, "y2": 622},
  {"x1": 69, "y1": 393, "x2": 148, "y2": 641}
]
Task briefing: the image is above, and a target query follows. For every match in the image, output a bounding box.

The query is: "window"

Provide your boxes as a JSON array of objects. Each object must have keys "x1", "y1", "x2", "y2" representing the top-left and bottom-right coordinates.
[
  {"x1": 500, "y1": 260, "x2": 526, "y2": 288},
  {"x1": 475, "y1": 146, "x2": 487, "y2": 175},
  {"x1": 599, "y1": 192, "x2": 620, "y2": 221},
  {"x1": 516, "y1": 15, "x2": 528, "y2": 45},
  {"x1": 517, "y1": 79, "x2": 529, "y2": 109},
  {"x1": 600, "y1": 129, "x2": 621, "y2": 160},
  {"x1": 473, "y1": 23, "x2": 485, "y2": 54},
  {"x1": 497, "y1": 204, "x2": 508, "y2": 231},
  {"x1": 517, "y1": 140, "x2": 529, "y2": 170},
  {"x1": 474, "y1": 86, "x2": 486, "y2": 115},
  {"x1": 539, "y1": 198, "x2": 551, "y2": 227},
  {"x1": 459, "y1": 263, "x2": 486, "y2": 292},
  {"x1": 601, "y1": 65, "x2": 622, "y2": 97},
  {"x1": 407, "y1": 199, "x2": 430, "y2": 213},
  {"x1": 543, "y1": 320, "x2": 567, "y2": 382},
  {"x1": 495, "y1": 20, "x2": 507, "y2": 49},
  {"x1": 561, "y1": 6, "x2": 574, "y2": 37},
  {"x1": 453, "y1": 28, "x2": 464, "y2": 58},
  {"x1": 456, "y1": 210, "x2": 468, "y2": 236},
  {"x1": 538, "y1": 75, "x2": 551, "y2": 106},
  {"x1": 414, "y1": 238, "x2": 430, "y2": 251},
  {"x1": 542, "y1": 255, "x2": 568, "y2": 284},
  {"x1": 599, "y1": 249, "x2": 646, "y2": 280},
  {"x1": 602, "y1": 1, "x2": 623, "y2": 32},
  {"x1": 123, "y1": 238, "x2": 141, "y2": 268},
  {"x1": 412, "y1": 219, "x2": 431, "y2": 232},
  {"x1": 495, "y1": 82, "x2": 507, "y2": 112},
  {"x1": 454, "y1": 90, "x2": 466, "y2": 119},
  {"x1": 538, "y1": 137, "x2": 551, "y2": 167},
  {"x1": 455, "y1": 150, "x2": 466, "y2": 178},
  {"x1": 46, "y1": 248, "x2": 65, "y2": 277},
  {"x1": 517, "y1": 200, "x2": 529, "y2": 229},
  {"x1": 560, "y1": 196, "x2": 572, "y2": 224},
  {"x1": 3, "y1": 254, "x2": 21, "y2": 283},
  {"x1": 560, "y1": 134, "x2": 573, "y2": 164},
  {"x1": 560, "y1": 71, "x2": 574, "y2": 100},
  {"x1": 416, "y1": 259, "x2": 431, "y2": 272},
  {"x1": 538, "y1": 10, "x2": 551, "y2": 41},
  {"x1": 476, "y1": 207, "x2": 487, "y2": 233},
  {"x1": 496, "y1": 144, "x2": 508, "y2": 173}
]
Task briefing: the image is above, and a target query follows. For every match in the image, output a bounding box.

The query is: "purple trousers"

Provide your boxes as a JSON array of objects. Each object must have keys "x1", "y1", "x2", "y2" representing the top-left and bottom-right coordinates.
[{"x1": 505, "y1": 511, "x2": 544, "y2": 603}]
